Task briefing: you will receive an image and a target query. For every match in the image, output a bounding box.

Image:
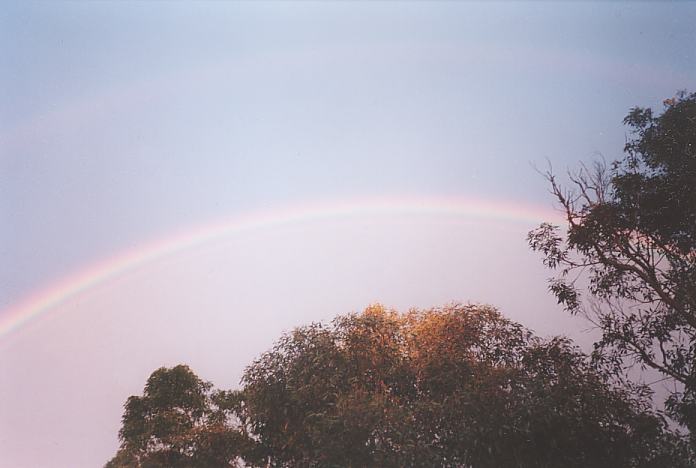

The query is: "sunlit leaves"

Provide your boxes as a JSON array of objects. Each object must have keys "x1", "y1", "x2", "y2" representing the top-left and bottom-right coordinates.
[
  {"x1": 236, "y1": 305, "x2": 689, "y2": 467},
  {"x1": 107, "y1": 305, "x2": 692, "y2": 466}
]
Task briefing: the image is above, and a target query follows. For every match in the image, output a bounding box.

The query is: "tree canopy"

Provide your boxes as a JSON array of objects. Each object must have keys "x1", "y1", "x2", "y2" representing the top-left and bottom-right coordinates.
[
  {"x1": 108, "y1": 305, "x2": 691, "y2": 467},
  {"x1": 105, "y1": 365, "x2": 249, "y2": 468},
  {"x1": 236, "y1": 304, "x2": 687, "y2": 467},
  {"x1": 528, "y1": 91, "x2": 696, "y2": 436}
]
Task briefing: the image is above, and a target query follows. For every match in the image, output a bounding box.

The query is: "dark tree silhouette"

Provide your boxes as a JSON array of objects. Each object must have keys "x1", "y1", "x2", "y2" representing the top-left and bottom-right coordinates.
[
  {"x1": 105, "y1": 365, "x2": 249, "y2": 468},
  {"x1": 529, "y1": 91, "x2": 696, "y2": 437}
]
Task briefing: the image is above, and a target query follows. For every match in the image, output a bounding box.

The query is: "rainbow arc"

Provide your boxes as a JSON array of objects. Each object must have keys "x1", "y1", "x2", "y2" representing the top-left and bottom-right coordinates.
[{"x1": 0, "y1": 196, "x2": 560, "y2": 339}]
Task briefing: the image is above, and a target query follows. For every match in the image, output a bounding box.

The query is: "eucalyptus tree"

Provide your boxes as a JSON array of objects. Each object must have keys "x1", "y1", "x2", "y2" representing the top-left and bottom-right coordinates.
[{"x1": 529, "y1": 91, "x2": 696, "y2": 435}]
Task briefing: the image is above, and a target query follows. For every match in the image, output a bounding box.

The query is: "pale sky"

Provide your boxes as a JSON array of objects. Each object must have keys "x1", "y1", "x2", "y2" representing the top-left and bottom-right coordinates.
[{"x1": 1, "y1": 2, "x2": 695, "y2": 467}]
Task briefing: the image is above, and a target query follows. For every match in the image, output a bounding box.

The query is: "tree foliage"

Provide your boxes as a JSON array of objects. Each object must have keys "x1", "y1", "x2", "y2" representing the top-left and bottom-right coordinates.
[
  {"x1": 105, "y1": 365, "x2": 249, "y2": 468},
  {"x1": 236, "y1": 304, "x2": 688, "y2": 467},
  {"x1": 108, "y1": 306, "x2": 691, "y2": 467},
  {"x1": 528, "y1": 91, "x2": 696, "y2": 435}
]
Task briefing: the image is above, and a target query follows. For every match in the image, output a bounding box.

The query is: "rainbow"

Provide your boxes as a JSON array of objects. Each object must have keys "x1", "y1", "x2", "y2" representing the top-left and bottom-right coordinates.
[{"x1": 0, "y1": 196, "x2": 561, "y2": 340}]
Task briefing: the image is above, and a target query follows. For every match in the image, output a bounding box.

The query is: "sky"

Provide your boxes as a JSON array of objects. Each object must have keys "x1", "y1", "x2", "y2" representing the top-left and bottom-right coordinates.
[{"x1": 1, "y1": 2, "x2": 695, "y2": 467}]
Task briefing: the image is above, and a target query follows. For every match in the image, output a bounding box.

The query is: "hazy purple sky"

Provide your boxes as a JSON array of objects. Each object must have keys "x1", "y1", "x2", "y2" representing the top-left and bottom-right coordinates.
[{"x1": 1, "y1": 2, "x2": 695, "y2": 467}]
